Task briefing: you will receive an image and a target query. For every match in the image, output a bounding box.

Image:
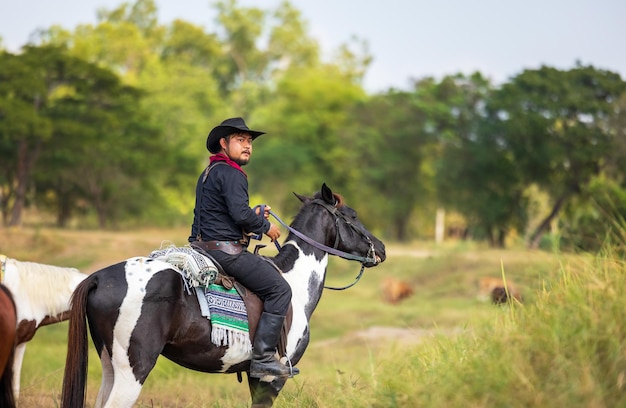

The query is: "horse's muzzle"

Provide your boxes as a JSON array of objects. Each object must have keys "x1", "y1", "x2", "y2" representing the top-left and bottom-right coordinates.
[{"x1": 364, "y1": 253, "x2": 384, "y2": 267}]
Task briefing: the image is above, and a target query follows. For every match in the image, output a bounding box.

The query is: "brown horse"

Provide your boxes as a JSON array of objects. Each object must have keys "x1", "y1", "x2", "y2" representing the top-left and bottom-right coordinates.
[
  {"x1": 0, "y1": 255, "x2": 87, "y2": 398},
  {"x1": 0, "y1": 283, "x2": 17, "y2": 408},
  {"x1": 62, "y1": 183, "x2": 386, "y2": 407}
]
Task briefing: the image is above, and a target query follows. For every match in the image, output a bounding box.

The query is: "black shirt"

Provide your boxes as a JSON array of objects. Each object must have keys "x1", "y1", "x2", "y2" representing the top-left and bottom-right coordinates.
[{"x1": 189, "y1": 162, "x2": 269, "y2": 242}]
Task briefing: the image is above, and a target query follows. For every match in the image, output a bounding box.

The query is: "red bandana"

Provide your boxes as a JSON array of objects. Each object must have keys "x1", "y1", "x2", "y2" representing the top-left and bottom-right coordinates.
[{"x1": 210, "y1": 153, "x2": 247, "y2": 177}]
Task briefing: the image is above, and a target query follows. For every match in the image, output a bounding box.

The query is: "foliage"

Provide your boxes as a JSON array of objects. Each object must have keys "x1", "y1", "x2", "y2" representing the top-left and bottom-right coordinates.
[
  {"x1": 2, "y1": 0, "x2": 626, "y2": 249},
  {"x1": 559, "y1": 176, "x2": 626, "y2": 254},
  {"x1": 346, "y1": 88, "x2": 436, "y2": 240},
  {"x1": 250, "y1": 64, "x2": 367, "y2": 213},
  {"x1": 432, "y1": 73, "x2": 530, "y2": 247},
  {"x1": 486, "y1": 64, "x2": 626, "y2": 247},
  {"x1": 0, "y1": 45, "x2": 162, "y2": 227}
]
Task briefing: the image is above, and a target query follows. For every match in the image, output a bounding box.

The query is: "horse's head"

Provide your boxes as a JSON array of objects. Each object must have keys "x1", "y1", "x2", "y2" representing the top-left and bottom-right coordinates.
[{"x1": 294, "y1": 183, "x2": 386, "y2": 267}]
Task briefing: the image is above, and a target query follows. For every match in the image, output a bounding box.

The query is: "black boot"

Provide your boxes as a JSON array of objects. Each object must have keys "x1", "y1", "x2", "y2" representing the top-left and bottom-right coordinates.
[{"x1": 250, "y1": 312, "x2": 299, "y2": 378}]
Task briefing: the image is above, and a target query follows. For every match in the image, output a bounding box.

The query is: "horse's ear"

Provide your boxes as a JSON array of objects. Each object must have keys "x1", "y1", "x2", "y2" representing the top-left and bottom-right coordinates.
[
  {"x1": 293, "y1": 192, "x2": 309, "y2": 203},
  {"x1": 321, "y1": 183, "x2": 334, "y2": 204}
]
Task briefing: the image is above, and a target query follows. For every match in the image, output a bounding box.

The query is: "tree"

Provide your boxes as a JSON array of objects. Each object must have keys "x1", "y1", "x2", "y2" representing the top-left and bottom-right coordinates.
[
  {"x1": 0, "y1": 45, "x2": 73, "y2": 225},
  {"x1": 350, "y1": 91, "x2": 429, "y2": 240},
  {"x1": 486, "y1": 64, "x2": 626, "y2": 248},
  {"x1": 0, "y1": 44, "x2": 185, "y2": 228},
  {"x1": 250, "y1": 64, "x2": 367, "y2": 214}
]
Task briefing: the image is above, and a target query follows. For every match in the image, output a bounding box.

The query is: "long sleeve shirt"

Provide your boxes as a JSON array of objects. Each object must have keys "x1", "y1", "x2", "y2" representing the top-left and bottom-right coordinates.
[{"x1": 189, "y1": 162, "x2": 269, "y2": 243}]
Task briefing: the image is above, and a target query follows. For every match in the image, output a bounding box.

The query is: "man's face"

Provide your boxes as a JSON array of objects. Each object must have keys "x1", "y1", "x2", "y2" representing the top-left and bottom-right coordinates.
[{"x1": 221, "y1": 132, "x2": 253, "y2": 166}]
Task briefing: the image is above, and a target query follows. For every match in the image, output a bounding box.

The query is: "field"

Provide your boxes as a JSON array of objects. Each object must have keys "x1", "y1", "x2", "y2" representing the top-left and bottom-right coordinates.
[{"x1": 1, "y1": 227, "x2": 623, "y2": 407}]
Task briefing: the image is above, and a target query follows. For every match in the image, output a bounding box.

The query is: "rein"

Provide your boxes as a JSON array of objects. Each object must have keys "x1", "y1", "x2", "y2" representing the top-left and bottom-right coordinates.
[{"x1": 266, "y1": 202, "x2": 377, "y2": 291}]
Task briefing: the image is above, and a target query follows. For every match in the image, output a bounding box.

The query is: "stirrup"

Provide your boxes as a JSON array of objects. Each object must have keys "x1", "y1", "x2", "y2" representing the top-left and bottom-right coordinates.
[
  {"x1": 283, "y1": 355, "x2": 299, "y2": 377},
  {"x1": 250, "y1": 359, "x2": 299, "y2": 378}
]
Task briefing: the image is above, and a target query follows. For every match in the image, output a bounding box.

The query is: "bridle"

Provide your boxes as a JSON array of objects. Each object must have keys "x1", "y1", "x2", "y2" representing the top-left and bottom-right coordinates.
[{"x1": 266, "y1": 200, "x2": 378, "y2": 290}]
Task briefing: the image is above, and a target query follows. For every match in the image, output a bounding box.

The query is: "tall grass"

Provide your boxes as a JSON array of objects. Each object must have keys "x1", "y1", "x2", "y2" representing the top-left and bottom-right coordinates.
[{"x1": 322, "y1": 247, "x2": 626, "y2": 408}]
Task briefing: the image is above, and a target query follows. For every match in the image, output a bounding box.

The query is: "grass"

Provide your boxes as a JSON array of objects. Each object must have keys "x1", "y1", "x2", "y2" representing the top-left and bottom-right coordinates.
[{"x1": 2, "y1": 227, "x2": 621, "y2": 407}]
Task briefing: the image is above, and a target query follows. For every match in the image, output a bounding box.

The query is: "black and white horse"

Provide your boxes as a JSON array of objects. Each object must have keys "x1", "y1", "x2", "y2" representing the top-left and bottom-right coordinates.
[
  {"x1": 0, "y1": 255, "x2": 88, "y2": 398},
  {"x1": 61, "y1": 183, "x2": 386, "y2": 407}
]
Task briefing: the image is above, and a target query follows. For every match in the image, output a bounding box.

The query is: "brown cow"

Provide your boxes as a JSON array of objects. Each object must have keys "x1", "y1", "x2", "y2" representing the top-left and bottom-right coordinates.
[
  {"x1": 477, "y1": 276, "x2": 522, "y2": 304},
  {"x1": 381, "y1": 277, "x2": 414, "y2": 304}
]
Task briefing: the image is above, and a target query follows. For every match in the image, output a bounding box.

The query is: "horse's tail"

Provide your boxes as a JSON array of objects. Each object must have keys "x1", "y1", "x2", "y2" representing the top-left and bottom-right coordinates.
[
  {"x1": 61, "y1": 274, "x2": 96, "y2": 408},
  {"x1": 0, "y1": 285, "x2": 16, "y2": 408}
]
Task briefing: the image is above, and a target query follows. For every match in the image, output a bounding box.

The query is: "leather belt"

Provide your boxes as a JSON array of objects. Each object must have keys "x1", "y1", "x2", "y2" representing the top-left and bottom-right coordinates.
[{"x1": 191, "y1": 240, "x2": 245, "y2": 255}]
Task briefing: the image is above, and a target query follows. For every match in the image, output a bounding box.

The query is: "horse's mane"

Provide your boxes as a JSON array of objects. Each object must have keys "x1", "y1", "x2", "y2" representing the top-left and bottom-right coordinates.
[{"x1": 10, "y1": 259, "x2": 84, "y2": 317}]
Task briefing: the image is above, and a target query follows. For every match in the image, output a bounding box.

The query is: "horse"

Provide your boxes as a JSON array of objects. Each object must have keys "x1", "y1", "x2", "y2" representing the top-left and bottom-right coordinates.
[
  {"x1": 61, "y1": 183, "x2": 386, "y2": 408},
  {"x1": 0, "y1": 255, "x2": 88, "y2": 398},
  {"x1": 0, "y1": 283, "x2": 17, "y2": 408}
]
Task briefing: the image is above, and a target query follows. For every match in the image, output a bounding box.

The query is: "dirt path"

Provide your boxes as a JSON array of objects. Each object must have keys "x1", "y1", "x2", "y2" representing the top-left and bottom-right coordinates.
[{"x1": 313, "y1": 326, "x2": 464, "y2": 348}]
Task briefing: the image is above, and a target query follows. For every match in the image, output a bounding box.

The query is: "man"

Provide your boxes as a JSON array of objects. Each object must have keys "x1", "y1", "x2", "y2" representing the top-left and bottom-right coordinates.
[{"x1": 189, "y1": 117, "x2": 298, "y2": 378}]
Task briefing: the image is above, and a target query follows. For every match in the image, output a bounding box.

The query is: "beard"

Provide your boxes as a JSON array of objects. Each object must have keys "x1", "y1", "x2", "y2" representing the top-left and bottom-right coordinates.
[{"x1": 234, "y1": 157, "x2": 249, "y2": 166}]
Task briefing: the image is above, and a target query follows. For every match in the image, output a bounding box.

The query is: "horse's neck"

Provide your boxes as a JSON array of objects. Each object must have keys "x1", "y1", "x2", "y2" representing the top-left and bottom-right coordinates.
[{"x1": 278, "y1": 241, "x2": 328, "y2": 320}]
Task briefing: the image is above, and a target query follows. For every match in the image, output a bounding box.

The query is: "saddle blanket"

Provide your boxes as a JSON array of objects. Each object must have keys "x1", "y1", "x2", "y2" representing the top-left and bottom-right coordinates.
[
  {"x1": 197, "y1": 284, "x2": 252, "y2": 352},
  {"x1": 148, "y1": 244, "x2": 251, "y2": 352}
]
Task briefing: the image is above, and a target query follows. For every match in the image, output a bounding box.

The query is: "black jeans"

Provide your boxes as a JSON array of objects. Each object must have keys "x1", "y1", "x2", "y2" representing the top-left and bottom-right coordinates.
[{"x1": 209, "y1": 249, "x2": 292, "y2": 316}]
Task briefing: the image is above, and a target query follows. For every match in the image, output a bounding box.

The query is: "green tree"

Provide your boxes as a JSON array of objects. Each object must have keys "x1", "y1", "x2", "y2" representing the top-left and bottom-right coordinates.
[
  {"x1": 250, "y1": 64, "x2": 367, "y2": 213},
  {"x1": 605, "y1": 93, "x2": 626, "y2": 185},
  {"x1": 34, "y1": 78, "x2": 166, "y2": 228},
  {"x1": 0, "y1": 44, "x2": 184, "y2": 228},
  {"x1": 0, "y1": 46, "x2": 70, "y2": 225},
  {"x1": 559, "y1": 176, "x2": 626, "y2": 253},
  {"x1": 486, "y1": 64, "x2": 626, "y2": 248},
  {"x1": 347, "y1": 75, "x2": 479, "y2": 241},
  {"x1": 435, "y1": 73, "x2": 535, "y2": 247},
  {"x1": 348, "y1": 90, "x2": 431, "y2": 240}
]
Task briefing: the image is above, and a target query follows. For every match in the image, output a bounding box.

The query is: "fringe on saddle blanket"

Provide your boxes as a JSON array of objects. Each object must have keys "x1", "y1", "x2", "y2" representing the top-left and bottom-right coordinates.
[{"x1": 148, "y1": 243, "x2": 252, "y2": 353}]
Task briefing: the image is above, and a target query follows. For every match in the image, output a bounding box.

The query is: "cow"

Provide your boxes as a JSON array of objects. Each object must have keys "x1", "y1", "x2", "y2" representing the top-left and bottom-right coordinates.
[
  {"x1": 477, "y1": 276, "x2": 522, "y2": 305},
  {"x1": 381, "y1": 277, "x2": 414, "y2": 304}
]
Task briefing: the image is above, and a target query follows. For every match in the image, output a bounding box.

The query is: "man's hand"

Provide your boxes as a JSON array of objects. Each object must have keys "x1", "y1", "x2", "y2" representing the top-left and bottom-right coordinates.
[
  {"x1": 265, "y1": 223, "x2": 281, "y2": 241},
  {"x1": 254, "y1": 204, "x2": 271, "y2": 219},
  {"x1": 263, "y1": 205, "x2": 271, "y2": 219}
]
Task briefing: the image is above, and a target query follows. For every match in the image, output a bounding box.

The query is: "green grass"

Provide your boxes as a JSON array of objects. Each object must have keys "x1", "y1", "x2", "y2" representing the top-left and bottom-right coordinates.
[{"x1": 5, "y1": 227, "x2": 623, "y2": 407}]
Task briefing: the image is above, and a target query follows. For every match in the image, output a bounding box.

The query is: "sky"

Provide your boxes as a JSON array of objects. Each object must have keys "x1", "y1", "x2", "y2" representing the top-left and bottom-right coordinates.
[{"x1": 1, "y1": 0, "x2": 625, "y2": 92}]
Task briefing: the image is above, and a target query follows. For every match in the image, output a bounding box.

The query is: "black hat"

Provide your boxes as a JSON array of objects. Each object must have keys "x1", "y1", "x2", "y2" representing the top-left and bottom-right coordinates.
[{"x1": 206, "y1": 117, "x2": 266, "y2": 153}]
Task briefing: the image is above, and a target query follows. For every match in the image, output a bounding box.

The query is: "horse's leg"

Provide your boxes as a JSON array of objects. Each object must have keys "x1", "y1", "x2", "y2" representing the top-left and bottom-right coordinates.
[
  {"x1": 10, "y1": 343, "x2": 25, "y2": 399},
  {"x1": 247, "y1": 375, "x2": 285, "y2": 407},
  {"x1": 98, "y1": 345, "x2": 149, "y2": 408},
  {"x1": 96, "y1": 266, "x2": 174, "y2": 407},
  {"x1": 94, "y1": 348, "x2": 114, "y2": 408}
]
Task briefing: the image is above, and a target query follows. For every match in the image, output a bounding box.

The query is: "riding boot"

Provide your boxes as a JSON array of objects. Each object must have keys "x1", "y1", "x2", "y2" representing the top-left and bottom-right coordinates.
[{"x1": 250, "y1": 312, "x2": 299, "y2": 378}]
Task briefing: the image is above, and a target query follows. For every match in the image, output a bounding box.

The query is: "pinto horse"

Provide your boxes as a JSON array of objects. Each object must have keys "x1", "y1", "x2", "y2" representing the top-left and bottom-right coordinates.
[
  {"x1": 0, "y1": 255, "x2": 88, "y2": 398},
  {"x1": 0, "y1": 283, "x2": 17, "y2": 408},
  {"x1": 62, "y1": 183, "x2": 386, "y2": 408}
]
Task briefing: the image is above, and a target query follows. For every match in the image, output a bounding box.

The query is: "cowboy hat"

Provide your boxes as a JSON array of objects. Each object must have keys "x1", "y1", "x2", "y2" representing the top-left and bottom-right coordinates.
[{"x1": 206, "y1": 117, "x2": 266, "y2": 153}]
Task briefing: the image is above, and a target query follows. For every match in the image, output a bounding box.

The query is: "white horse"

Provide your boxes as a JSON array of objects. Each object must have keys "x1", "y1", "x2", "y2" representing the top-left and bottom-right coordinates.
[{"x1": 0, "y1": 255, "x2": 88, "y2": 398}]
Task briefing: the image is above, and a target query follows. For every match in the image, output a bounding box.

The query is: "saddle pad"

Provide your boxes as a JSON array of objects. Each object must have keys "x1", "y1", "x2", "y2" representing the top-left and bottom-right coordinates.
[
  {"x1": 148, "y1": 244, "x2": 218, "y2": 288},
  {"x1": 204, "y1": 284, "x2": 252, "y2": 352}
]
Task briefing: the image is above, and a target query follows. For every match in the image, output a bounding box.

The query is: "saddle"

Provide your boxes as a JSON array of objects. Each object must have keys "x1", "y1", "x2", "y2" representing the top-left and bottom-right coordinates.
[{"x1": 190, "y1": 242, "x2": 293, "y2": 358}]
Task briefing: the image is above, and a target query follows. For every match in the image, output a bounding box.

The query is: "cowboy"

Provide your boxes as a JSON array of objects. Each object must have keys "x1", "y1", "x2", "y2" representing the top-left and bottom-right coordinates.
[{"x1": 189, "y1": 117, "x2": 298, "y2": 378}]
